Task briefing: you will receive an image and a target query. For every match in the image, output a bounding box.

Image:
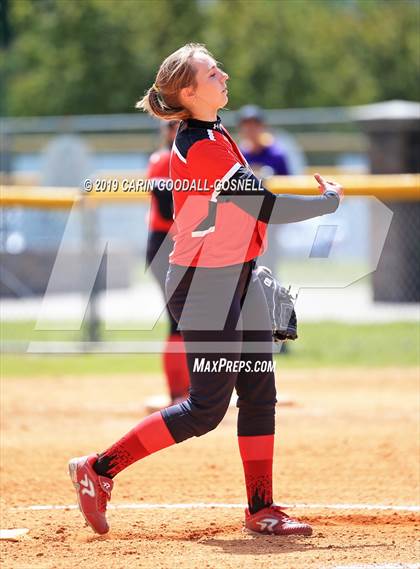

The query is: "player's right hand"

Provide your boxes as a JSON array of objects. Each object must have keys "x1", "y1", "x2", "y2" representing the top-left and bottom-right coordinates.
[{"x1": 314, "y1": 173, "x2": 344, "y2": 202}]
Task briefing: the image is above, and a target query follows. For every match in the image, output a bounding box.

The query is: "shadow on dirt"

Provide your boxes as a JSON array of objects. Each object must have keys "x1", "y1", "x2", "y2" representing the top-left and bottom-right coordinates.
[{"x1": 201, "y1": 537, "x2": 389, "y2": 555}]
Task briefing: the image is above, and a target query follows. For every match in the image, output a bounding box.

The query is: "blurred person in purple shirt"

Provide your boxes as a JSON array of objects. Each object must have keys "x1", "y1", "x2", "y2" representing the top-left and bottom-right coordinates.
[{"x1": 238, "y1": 105, "x2": 290, "y2": 178}]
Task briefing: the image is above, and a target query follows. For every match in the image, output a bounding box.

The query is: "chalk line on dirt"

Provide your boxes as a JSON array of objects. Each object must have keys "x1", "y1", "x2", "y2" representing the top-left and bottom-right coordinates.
[
  {"x1": 10, "y1": 502, "x2": 420, "y2": 512},
  {"x1": 328, "y1": 564, "x2": 420, "y2": 569},
  {"x1": 0, "y1": 528, "x2": 29, "y2": 541}
]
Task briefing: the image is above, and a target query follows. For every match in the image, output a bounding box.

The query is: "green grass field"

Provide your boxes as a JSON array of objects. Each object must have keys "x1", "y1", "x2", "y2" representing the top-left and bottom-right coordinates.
[{"x1": 1, "y1": 321, "x2": 418, "y2": 376}]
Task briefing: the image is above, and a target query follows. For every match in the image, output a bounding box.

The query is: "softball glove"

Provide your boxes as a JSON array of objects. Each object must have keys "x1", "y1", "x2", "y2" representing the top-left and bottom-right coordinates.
[{"x1": 254, "y1": 265, "x2": 298, "y2": 342}]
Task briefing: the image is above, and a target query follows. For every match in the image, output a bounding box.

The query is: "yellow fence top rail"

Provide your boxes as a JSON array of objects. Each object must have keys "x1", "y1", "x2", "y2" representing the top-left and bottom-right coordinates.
[
  {"x1": 1, "y1": 187, "x2": 82, "y2": 208},
  {"x1": 266, "y1": 174, "x2": 420, "y2": 200},
  {"x1": 1, "y1": 174, "x2": 419, "y2": 208}
]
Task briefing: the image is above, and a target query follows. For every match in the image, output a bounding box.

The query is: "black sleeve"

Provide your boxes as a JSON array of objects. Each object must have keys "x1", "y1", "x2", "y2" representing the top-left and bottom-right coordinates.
[
  {"x1": 217, "y1": 166, "x2": 339, "y2": 224},
  {"x1": 151, "y1": 179, "x2": 173, "y2": 221}
]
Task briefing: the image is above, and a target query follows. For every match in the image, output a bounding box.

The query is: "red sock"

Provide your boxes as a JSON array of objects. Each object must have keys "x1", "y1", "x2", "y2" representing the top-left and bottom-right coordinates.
[
  {"x1": 94, "y1": 412, "x2": 175, "y2": 478},
  {"x1": 238, "y1": 434, "x2": 274, "y2": 514},
  {"x1": 163, "y1": 333, "x2": 190, "y2": 400}
]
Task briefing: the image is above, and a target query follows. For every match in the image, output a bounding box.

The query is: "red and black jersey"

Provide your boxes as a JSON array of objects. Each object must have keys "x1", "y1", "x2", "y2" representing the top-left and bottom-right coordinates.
[
  {"x1": 169, "y1": 116, "x2": 340, "y2": 268},
  {"x1": 169, "y1": 117, "x2": 267, "y2": 267},
  {"x1": 147, "y1": 149, "x2": 173, "y2": 233}
]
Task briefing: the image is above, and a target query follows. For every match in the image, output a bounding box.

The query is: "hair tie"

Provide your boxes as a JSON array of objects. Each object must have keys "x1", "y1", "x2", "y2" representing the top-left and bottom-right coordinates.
[{"x1": 152, "y1": 83, "x2": 160, "y2": 93}]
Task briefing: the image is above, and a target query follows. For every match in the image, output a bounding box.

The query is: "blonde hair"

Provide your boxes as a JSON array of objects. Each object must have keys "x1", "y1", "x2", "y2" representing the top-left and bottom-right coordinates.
[{"x1": 136, "y1": 43, "x2": 213, "y2": 121}]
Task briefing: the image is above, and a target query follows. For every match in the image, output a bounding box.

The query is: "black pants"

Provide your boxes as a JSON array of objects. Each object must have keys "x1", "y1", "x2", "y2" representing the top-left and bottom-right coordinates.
[
  {"x1": 163, "y1": 260, "x2": 277, "y2": 443},
  {"x1": 146, "y1": 231, "x2": 178, "y2": 335}
]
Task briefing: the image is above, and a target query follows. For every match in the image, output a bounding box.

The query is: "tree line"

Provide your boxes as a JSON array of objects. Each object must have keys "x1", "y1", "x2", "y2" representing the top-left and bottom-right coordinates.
[{"x1": 1, "y1": 0, "x2": 419, "y2": 116}]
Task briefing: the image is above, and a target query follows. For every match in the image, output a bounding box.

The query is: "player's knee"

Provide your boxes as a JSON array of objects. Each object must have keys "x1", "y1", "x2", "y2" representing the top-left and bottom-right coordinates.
[
  {"x1": 237, "y1": 393, "x2": 277, "y2": 413},
  {"x1": 192, "y1": 408, "x2": 227, "y2": 437},
  {"x1": 237, "y1": 383, "x2": 277, "y2": 410},
  {"x1": 174, "y1": 393, "x2": 231, "y2": 437}
]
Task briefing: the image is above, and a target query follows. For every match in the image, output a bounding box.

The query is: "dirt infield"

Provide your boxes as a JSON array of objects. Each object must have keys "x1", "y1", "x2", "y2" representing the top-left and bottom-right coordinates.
[{"x1": 1, "y1": 367, "x2": 419, "y2": 569}]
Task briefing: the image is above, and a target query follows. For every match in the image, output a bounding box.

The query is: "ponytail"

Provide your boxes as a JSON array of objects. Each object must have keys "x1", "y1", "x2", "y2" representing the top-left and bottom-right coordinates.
[
  {"x1": 136, "y1": 43, "x2": 213, "y2": 121},
  {"x1": 136, "y1": 83, "x2": 188, "y2": 121}
]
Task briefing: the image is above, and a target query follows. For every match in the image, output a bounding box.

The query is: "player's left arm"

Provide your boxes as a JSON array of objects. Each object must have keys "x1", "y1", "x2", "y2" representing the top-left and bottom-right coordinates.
[{"x1": 218, "y1": 168, "x2": 343, "y2": 223}]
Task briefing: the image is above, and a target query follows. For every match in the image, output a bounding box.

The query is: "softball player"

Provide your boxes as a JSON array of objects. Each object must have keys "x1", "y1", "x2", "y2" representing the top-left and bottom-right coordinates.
[
  {"x1": 69, "y1": 43, "x2": 343, "y2": 537},
  {"x1": 146, "y1": 120, "x2": 190, "y2": 405}
]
